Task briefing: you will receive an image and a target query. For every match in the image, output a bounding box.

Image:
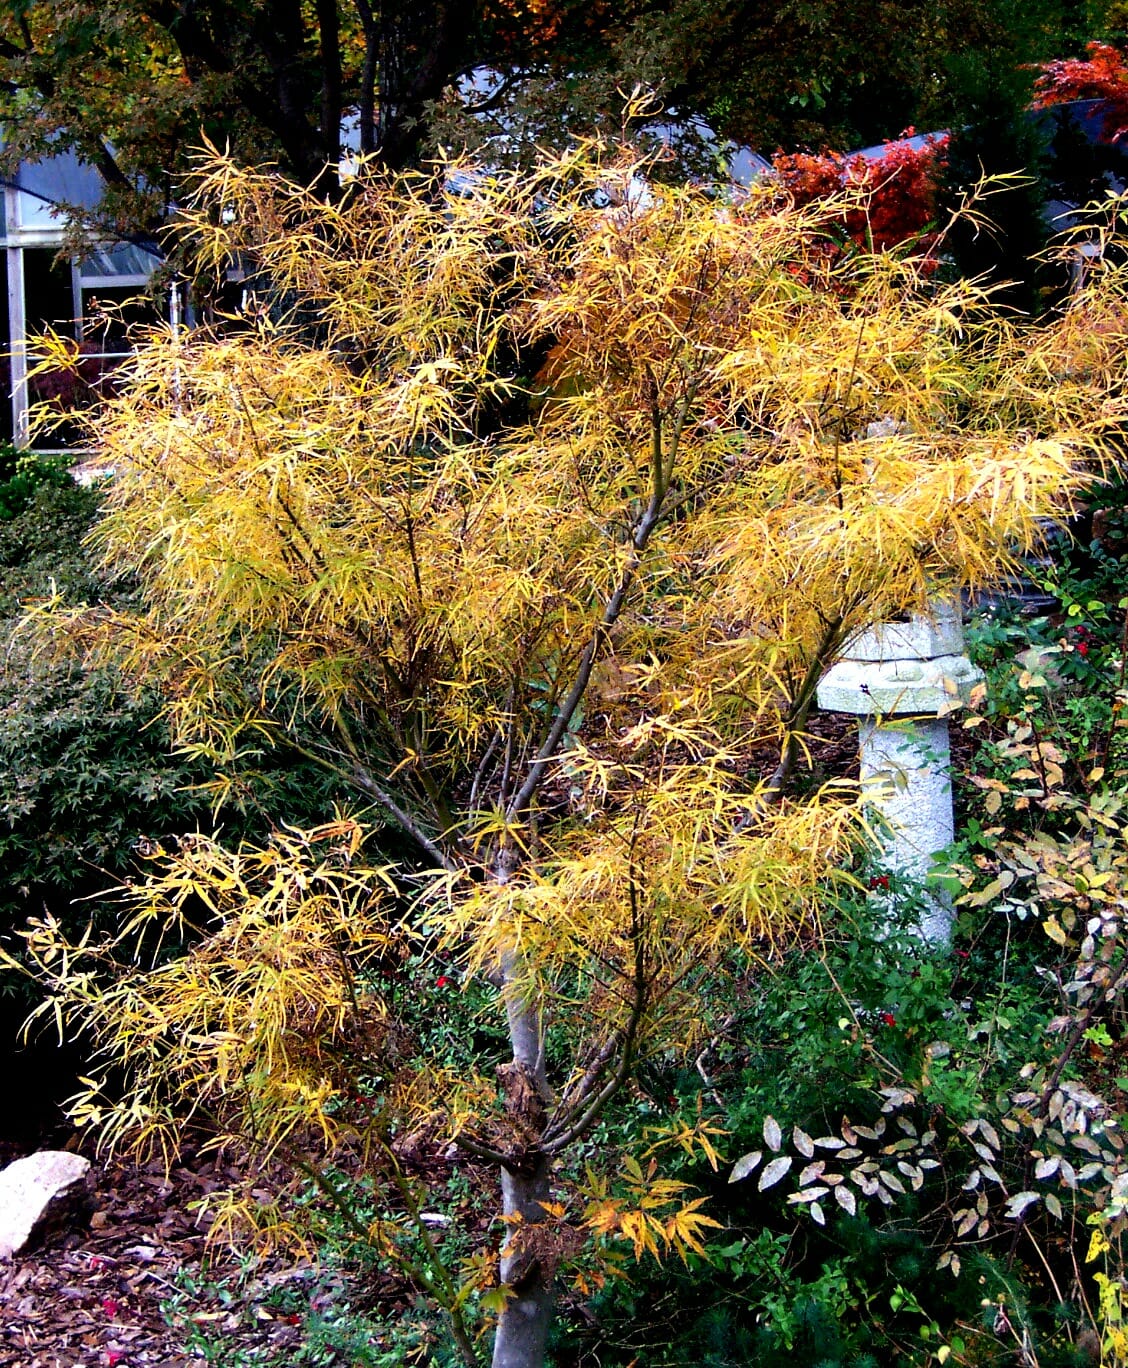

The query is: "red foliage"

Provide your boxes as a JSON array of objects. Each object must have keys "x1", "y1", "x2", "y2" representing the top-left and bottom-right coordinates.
[
  {"x1": 1033, "y1": 42, "x2": 1128, "y2": 143},
  {"x1": 485, "y1": 0, "x2": 621, "y2": 53},
  {"x1": 771, "y1": 149, "x2": 845, "y2": 204},
  {"x1": 772, "y1": 130, "x2": 949, "y2": 255}
]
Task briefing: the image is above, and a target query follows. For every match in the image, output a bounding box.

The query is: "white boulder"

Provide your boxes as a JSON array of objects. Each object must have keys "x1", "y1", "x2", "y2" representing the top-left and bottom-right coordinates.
[{"x1": 0, "y1": 1150, "x2": 94, "y2": 1258}]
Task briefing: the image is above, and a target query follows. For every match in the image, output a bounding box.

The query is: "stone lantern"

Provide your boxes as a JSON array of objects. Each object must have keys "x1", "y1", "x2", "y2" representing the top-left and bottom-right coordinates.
[{"x1": 816, "y1": 601, "x2": 983, "y2": 946}]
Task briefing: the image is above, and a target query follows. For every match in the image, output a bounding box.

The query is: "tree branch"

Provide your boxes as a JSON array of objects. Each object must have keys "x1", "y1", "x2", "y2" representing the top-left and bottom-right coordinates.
[
  {"x1": 348, "y1": 758, "x2": 458, "y2": 872},
  {"x1": 142, "y1": 0, "x2": 323, "y2": 181},
  {"x1": 315, "y1": 0, "x2": 342, "y2": 175},
  {"x1": 759, "y1": 609, "x2": 850, "y2": 804},
  {"x1": 543, "y1": 840, "x2": 648, "y2": 1152},
  {"x1": 371, "y1": 0, "x2": 473, "y2": 170},
  {"x1": 267, "y1": 726, "x2": 458, "y2": 872},
  {"x1": 452, "y1": 1132, "x2": 513, "y2": 1167},
  {"x1": 504, "y1": 383, "x2": 698, "y2": 824},
  {"x1": 352, "y1": 0, "x2": 378, "y2": 157}
]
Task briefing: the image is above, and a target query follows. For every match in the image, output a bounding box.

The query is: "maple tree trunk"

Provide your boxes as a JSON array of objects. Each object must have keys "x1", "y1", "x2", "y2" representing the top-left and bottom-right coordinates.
[
  {"x1": 490, "y1": 940, "x2": 554, "y2": 1368},
  {"x1": 491, "y1": 1156, "x2": 553, "y2": 1368}
]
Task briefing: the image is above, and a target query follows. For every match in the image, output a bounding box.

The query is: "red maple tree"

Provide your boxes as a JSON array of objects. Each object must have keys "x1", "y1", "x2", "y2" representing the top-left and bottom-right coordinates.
[
  {"x1": 772, "y1": 130, "x2": 949, "y2": 255},
  {"x1": 1032, "y1": 41, "x2": 1128, "y2": 144}
]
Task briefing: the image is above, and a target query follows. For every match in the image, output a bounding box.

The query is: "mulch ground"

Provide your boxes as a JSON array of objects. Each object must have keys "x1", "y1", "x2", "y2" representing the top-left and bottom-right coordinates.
[{"x1": 0, "y1": 1139, "x2": 314, "y2": 1368}]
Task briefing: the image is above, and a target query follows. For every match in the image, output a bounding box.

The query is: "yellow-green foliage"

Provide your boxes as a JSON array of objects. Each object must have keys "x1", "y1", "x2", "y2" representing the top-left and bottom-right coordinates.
[
  {"x1": 29, "y1": 143, "x2": 1124, "y2": 995},
  {"x1": 30, "y1": 144, "x2": 1123, "y2": 817},
  {"x1": 18, "y1": 822, "x2": 394, "y2": 1171},
  {"x1": 15, "y1": 137, "x2": 1128, "y2": 1351}
]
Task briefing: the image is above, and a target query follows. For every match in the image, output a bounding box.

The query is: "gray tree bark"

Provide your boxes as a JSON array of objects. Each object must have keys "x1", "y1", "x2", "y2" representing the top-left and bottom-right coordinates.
[{"x1": 490, "y1": 1156, "x2": 554, "y2": 1368}]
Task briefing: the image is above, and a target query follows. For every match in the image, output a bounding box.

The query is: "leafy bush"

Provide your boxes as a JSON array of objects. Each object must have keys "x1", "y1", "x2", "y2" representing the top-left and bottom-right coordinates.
[
  {"x1": 0, "y1": 478, "x2": 344, "y2": 999},
  {"x1": 560, "y1": 531, "x2": 1128, "y2": 1368},
  {"x1": 0, "y1": 444, "x2": 75, "y2": 523},
  {"x1": 0, "y1": 478, "x2": 105, "y2": 613},
  {"x1": 560, "y1": 877, "x2": 1116, "y2": 1365}
]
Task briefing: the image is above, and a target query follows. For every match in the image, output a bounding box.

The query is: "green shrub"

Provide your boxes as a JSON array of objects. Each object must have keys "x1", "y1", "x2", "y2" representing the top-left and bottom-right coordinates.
[{"x1": 0, "y1": 445, "x2": 76, "y2": 523}]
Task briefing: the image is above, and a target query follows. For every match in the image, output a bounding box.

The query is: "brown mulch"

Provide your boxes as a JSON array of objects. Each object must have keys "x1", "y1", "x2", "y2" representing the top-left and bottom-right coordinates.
[
  {"x1": 797, "y1": 708, "x2": 861, "y2": 783},
  {"x1": 0, "y1": 1140, "x2": 316, "y2": 1368}
]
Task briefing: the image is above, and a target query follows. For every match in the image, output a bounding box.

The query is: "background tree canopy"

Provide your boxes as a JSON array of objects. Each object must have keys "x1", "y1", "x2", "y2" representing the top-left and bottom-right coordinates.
[{"x1": 1, "y1": 0, "x2": 1123, "y2": 238}]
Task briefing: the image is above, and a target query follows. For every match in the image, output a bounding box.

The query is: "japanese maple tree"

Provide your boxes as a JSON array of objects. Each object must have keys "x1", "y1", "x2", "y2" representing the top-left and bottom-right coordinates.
[
  {"x1": 1034, "y1": 41, "x2": 1128, "y2": 144},
  {"x1": 14, "y1": 136, "x2": 1128, "y2": 1368},
  {"x1": 772, "y1": 131, "x2": 949, "y2": 254}
]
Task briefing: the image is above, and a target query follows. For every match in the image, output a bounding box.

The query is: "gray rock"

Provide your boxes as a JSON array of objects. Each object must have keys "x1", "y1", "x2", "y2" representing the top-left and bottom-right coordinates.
[
  {"x1": 839, "y1": 600, "x2": 965, "y2": 664},
  {"x1": 815, "y1": 651, "x2": 983, "y2": 716},
  {"x1": 0, "y1": 1151, "x2": 95, "y2": 1258}
]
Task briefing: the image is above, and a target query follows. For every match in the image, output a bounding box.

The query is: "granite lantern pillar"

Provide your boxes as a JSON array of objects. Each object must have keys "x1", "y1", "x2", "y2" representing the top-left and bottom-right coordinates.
[{"x1": 816, "y1": 602, "x2": 983, "y2": 946}]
